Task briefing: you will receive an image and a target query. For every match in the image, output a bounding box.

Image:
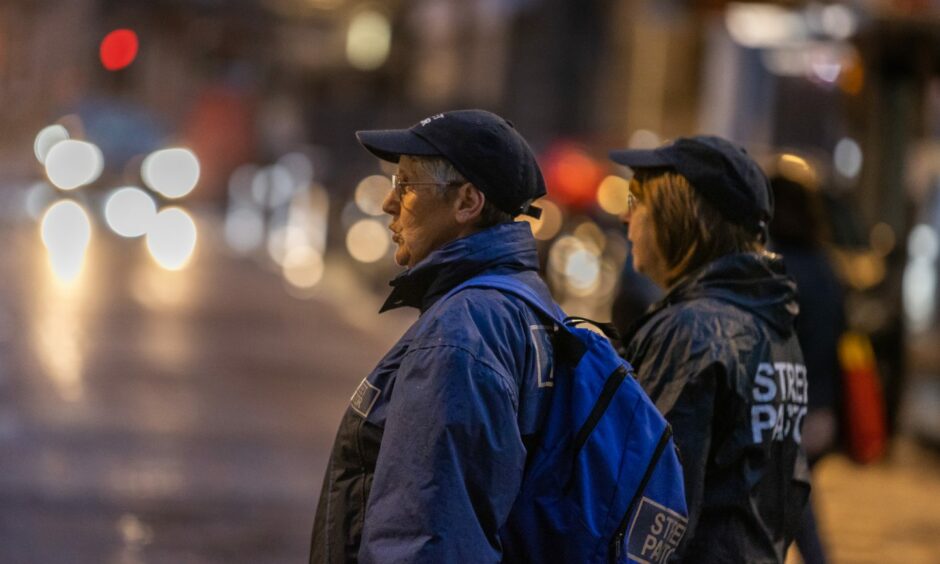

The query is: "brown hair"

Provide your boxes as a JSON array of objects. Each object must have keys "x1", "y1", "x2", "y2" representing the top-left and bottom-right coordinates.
[{"x1": 633, "y1": 170, "x2": 765, "y2": 287}]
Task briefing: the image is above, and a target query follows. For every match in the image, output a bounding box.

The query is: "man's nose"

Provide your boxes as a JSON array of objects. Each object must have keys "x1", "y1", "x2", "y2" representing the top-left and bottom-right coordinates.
[{"x1": 382, "y1": 188, "x2": 399, "y2": 215}]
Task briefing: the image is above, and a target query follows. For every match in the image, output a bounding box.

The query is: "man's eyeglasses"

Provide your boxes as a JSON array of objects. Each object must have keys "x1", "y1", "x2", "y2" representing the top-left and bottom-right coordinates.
[{"x1": 391, "y1": 174, "x2": 464, "y2": 199}]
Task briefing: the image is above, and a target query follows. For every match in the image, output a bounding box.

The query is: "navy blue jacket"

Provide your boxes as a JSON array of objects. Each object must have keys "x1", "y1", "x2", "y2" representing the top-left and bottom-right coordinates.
[
  {"x1": 623, "y1": 253, "x2": 811, "y2": 563},
  {"x1": 311, "y1": 222, "x2": 555, "y2": 563}
]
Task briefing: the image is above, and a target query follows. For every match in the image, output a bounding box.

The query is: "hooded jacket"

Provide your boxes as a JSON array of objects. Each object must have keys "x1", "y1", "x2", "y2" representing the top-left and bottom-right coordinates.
[
  {"x1": 310, "y1": 222, "x2": 555, "y2": 564},
  {"x1": 622, "y1": 252, "x2": 811, "y2": 563}
]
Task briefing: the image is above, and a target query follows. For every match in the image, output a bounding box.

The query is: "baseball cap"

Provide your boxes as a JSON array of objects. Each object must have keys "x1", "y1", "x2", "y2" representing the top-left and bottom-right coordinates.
[
  {"x1": 356, "y1": 109, "x2": 545, "y2": 218},
  {"x1": 609, "y1": 135, "x2": 773, "y2": 235}
]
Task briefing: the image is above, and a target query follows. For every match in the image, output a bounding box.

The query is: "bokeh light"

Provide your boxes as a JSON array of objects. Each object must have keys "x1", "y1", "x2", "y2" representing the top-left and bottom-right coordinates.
[
  {"x1": 346, "y1": 218, "x2": 390, "y2": 263},
  {"x1": 904, "y1": 225, "x2": 938, "y2": 333},
  {"x1": 543, "y1": 144, "x2": 606, "y2": 209},
  {"x1": 142, "y1": 148, "x2": 201, "y2": 198},
  {"x1": 224, "y1": 206, "x2": 265, "y2": 254},
  {"x1": 834, "y1": 137, "x2": 863, "y2": 179},
  {"x1": 573, "y1": 221, "x2": 606, "y2": 255},
  {"x1": 146, "y1": 208, "x2": 197, "y2": 270},
  {"x1": 100, "y1": 29, "x2": 139, "y2": 71},
  {"x1": 565, "y1": 249, "x2": 601, "y2": 293},
  {"x1": 821, "y1": 4, "x2": 857, "y2": 40},
  {"x1": 278, "y1": 152, "x2": 314, "y2": 189},
  {"x1": 909, "y1": 224, "x2": 939, "y2": 261},
  {"x1": 354, "y1": 175, "x2": 392, "y2": 216},
  {"x1": 45, "y1": 140, "x2": 104, "y2": 190},
  {"x1": 597, "y1": 175, "x2": 632, "y2": 215},
  {"x1": 776, "y1": 153, "x2": 818, "y2": 188},
  {"x1": 725, "y1": 3, "x2": 805, "y2": 48},
  {"x1": 40, "y1": 200, "x2": 92, "y2": 283},
  {"x1": 346, "y1": 10, "x2": 392, "y2": 71},
  {"x1": 34, "y1": 125, "x2": 69, "y2": 165},
  {"x1": 282, "y1": 245, "x2": 325, "y2": 289},
  {"x1": 252, "y1": 165, "x2": 295, "y2": 208},
  {"x1": 105, "y1": 187, "x2": 157, "y2": 238},
  {"x1": 548, "y1": 235, "x2": 602, "y2": 297},
  {"x1": 267, "y1": 224, "x2": 308, "y2": 266}
]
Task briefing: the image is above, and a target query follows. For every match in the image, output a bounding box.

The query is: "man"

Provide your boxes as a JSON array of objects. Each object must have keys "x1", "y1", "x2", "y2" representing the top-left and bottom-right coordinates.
[
  {"x1": 610, "y1": 136, "x2": 811, "y2": 562},
  {"x1": 311, "y1": 110, "x2": 556, "y2": 563}
]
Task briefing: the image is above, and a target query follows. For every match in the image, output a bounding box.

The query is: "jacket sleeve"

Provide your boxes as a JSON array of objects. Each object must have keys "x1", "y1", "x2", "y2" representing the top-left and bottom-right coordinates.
[
  {"x1": 358, "y1": 343, "x2": 525, "y2": 564},
  {"x1": 632, "y1": 321, "x2": 723, "y2": 554}
]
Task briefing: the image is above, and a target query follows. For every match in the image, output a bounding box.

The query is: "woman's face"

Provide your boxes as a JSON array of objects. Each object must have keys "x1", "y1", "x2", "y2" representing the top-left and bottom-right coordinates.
[{"x1": 620, "y1": 190, "x2": 670, "y2": 288}]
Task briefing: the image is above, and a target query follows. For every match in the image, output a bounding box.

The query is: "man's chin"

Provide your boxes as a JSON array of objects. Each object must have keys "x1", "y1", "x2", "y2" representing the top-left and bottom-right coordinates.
[{"x1": 393, "y1": 248, "x2": 409, "y2": 267}]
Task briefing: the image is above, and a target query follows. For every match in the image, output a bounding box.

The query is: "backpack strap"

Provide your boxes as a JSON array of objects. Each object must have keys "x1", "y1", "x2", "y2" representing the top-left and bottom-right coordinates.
[{"x1": 443, "y1": 274, "x2": 566, "y2": 324}]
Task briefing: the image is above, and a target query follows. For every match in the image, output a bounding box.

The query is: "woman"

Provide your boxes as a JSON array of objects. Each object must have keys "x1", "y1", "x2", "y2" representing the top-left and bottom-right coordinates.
[{"x1": 610, "y1": 136, "x2": 810, "y2": 563}]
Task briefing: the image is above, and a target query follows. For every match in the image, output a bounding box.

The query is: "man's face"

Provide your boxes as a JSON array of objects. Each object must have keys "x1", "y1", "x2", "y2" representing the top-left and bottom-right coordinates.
[{"x1": 383, "y1": 156, "x2": 463, "y2": 268}]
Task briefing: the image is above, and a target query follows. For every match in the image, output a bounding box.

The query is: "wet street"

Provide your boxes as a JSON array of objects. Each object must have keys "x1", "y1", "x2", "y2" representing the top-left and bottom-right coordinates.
[
  {"x1": 0, "y1": 213, "x2": 413, "y2": 564},
  {"x1": 0, "y1": 213, "x2": 938, "y2": 563}
]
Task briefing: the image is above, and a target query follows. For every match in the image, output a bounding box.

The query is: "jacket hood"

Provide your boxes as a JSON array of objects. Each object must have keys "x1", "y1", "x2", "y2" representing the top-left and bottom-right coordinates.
[
  {"x1": 380, "y1": 221, "x2": 540, "y2": 313},
  {"x1": 661, "y1": 252, "x2": 799, "y2": 335}
]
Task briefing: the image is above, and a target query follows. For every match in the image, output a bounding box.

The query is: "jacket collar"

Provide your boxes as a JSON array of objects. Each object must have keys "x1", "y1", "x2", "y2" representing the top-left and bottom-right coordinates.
[
  {"x1": 380, "y1": 221, "x2": 540, "y2": 314},
  {"x1": 625, "y1": 252, "x2": 799, "y2": 341}
]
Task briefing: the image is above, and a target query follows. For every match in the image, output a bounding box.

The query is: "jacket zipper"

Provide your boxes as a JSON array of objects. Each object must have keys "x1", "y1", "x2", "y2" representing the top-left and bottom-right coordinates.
[{"x1": 610, "y1": 425, "x2": 674, "y2": 563}]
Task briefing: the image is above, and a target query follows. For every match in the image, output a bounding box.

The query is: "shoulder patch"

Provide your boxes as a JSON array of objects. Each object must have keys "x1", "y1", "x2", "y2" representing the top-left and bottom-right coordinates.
[
  {"x1": 626, "y1": 497, "x2": 688, "y2": 564},
  {"x1": 350, "y1": 377, "x2": 381, "y2": 417}
]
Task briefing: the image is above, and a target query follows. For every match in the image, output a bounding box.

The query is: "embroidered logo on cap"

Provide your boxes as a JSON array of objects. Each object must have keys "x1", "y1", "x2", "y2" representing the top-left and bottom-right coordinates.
[{"x1": 419, "y1": 113, "x2": 445, "y2": 127}]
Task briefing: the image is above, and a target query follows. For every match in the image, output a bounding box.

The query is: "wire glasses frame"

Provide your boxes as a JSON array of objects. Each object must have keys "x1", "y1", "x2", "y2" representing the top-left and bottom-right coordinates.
[{"x1": 391, "y1": 174, "x2": 464, "y2": 199}]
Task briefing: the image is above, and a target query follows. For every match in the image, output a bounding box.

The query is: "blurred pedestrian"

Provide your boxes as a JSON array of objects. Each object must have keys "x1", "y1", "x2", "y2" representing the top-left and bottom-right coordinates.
[
  {"x1": 310, "y1": 110, "x2": 554, "y2": 563},
  {"x1": 769, "y1": 174, "x2": 846, "y2": 564},
  {"x1": 610, "y1": 136, "x2": 811, "y2": 563}
]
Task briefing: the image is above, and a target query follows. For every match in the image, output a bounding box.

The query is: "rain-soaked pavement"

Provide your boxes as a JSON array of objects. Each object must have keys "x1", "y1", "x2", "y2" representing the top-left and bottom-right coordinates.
[
  {"x1": 1, "y1": 213, "x2": 939, "y2": 563},
  {"x1": 0, "y1": 214, "x2": 413, "y2": 563}
]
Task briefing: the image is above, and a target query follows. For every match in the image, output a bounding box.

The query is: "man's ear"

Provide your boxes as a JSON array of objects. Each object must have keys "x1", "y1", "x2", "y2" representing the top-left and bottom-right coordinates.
[{"x1": 453, "y1": 183, "x2": 485, "y2": 225}]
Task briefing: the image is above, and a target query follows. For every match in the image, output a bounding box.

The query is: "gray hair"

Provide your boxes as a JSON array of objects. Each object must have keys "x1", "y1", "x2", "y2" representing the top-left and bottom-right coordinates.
[{"x1": 412, "y1": 156, "x2": 515, "y2": 227}]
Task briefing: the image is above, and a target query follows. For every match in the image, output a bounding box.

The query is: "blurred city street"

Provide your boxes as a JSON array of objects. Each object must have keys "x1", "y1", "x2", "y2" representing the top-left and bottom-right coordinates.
[
  {"x1": 0, "y1": 211, "x2": 937, "y2": 563},
  {"x1": 0, "y1": 212, "x2": 414, "y2": 564},
  {"x1": 1, "y1": 0, "x2": 940, "y2": 562}
]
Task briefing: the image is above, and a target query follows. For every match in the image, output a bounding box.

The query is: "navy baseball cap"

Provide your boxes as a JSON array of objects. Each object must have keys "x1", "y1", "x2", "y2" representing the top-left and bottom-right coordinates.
[
  {"x1": 609, "y1": 135, "x2": 773, "y2": 235},
  {"x1": 356, "y1": 109, "x2": 545, "y2": 218}
]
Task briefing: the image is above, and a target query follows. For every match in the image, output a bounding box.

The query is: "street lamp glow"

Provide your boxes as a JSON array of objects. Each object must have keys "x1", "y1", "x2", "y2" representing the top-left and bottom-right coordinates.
[
  {"x1": 45, "y1": 140, "x2": 104, "y2": 190},
  {"x1": 40, "y1": 200, "x2": 92, "y2": 283},
  {"x1": 34, "y1": 125, "x2": 70, "y2": 164},
  {"x1": 142, "y1": 148, "x2": 201, "y2": 198},
  {"x1": 105, "y1": 187, "x2": 157, "y2": 238},
  {"x1": 146, "y1": 208, "x2": 197, "y2": 270}
]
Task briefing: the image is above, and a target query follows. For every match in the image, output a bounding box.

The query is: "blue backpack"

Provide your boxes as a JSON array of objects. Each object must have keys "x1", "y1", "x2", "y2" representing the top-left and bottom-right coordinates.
[{"x1": 449, "y1": 275, "x2": 689, "y2": 564}]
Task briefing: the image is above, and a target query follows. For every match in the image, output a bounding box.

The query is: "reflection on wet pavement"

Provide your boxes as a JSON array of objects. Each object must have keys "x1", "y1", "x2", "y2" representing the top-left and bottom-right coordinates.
[{"x1": 0, "y1": 216, "x2": 411, "y2": 563}]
